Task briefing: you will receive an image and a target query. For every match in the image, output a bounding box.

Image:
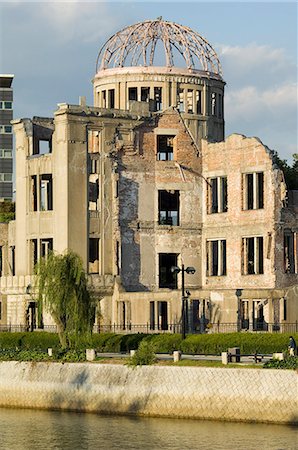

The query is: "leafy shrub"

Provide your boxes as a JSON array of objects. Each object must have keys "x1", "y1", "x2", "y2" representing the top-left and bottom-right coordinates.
[
  {"x1": 179, "y1": 333, "x2": 298, "y2": 355},
  {"x1": 0, "y1": 332, "x2": 59, "y2": 350},
  {"x1": 263, "y1": 357, "x2": 298, "y2": 370},
  {"x1": 145, "y1": 334, "x2": 182, "y2": 353},
  {"x1": 55, "y1": 349, "x2": 86, "y2": 362},
  {"x1": 128, "y1": 340, "x2": 156, "y2": 366},
  {"x1": 120, "y1": 334, "x2": 147, "y2": 352},
  {"x1": 0, "y1": 349, "x2": 49, "y2": 361},
  {"x1": 91, "y1": 333, "x2": 123, "y2": 352}
]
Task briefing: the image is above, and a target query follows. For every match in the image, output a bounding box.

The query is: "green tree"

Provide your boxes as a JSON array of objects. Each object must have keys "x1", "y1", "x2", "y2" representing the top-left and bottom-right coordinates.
[
  {"x1": 0, "y1": 201, "x2": 15, "y2": 223},
  {"x1": 35, "y1": 251, "x2": 95, "y2": 349},
  {"x1": 271, "y1": 152, "x2": 298, "y2": 190}
]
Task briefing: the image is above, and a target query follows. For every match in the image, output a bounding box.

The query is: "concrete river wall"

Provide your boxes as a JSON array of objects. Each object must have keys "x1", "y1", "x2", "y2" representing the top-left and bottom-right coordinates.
[{"x1": 0, "y1": 361, "x2": 297, "y2": 424}]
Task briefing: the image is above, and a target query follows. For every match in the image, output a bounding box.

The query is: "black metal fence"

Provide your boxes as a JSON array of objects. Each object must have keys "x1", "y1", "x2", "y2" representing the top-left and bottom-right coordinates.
[{"x1": 0, "y1": 322, "x2": 297, "y2": 334}]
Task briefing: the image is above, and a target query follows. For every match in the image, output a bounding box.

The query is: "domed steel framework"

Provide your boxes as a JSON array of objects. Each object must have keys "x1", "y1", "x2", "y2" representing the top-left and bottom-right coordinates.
[{"x1": 96, "y1": 19, "x2": 222, "y2": 76}]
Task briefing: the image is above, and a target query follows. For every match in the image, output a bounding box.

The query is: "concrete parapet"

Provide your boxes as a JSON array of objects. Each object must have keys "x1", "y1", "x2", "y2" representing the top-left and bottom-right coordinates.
[{"x1": 0, "y1": 362, "x2": 297, "y2": 424}]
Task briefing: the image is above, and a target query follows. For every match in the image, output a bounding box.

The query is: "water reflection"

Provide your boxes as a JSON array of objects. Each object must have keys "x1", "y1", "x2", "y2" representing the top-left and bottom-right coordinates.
[{"x1": 0, "y1": 408, "x2": 297, "y2": 450}]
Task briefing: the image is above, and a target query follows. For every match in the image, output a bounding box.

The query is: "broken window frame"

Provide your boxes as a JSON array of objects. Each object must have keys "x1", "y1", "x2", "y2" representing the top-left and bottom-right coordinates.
[
  {"x1": 89, "y1": 238, "x2": 100, "y2": 274},
  {"x1": 242, "y1": 236, "x2": 264, "y2": 275},
  {"x1": 0, "y1": 245, "x2": 2, "y2": 276},
  {"x1": 40, "y1": 174, "x2": 53, "y2": 211},
  {"x1": 207, "y1": 176, "x2": 228, "y2": 214},
  {"x1": 187, "y1": 89, "x2": 193, "y2": 113},
  {"x1": 10, "y1": 245, "x2": 15, "y2": 276},
  {"x1": 284, "y1": 231, "x2": 297, "y2": 274},
  {"x1": 159, "y1": 253, "x2": 178, "y2": 289},
  {"x1": 128, "y1": 87, "x2": 137, "y2": 101},
  {"x1": 243, "y1": 172, "x2": 264, "y2": 210},
  {"x1": 154, "y1": 87, "x2": 162, "y2": 111},
  {"x1": 150, "y1": 301, "x2": 155, "y2": 330},
  {"x1": 158, "y1": 301, "x2": 168, "y2": 330},
  {"x1": 206, "y1": 239, "x2": 227, "y2": 277},
  {"x1": 40, "y1": 238, "x2": 53, "y2": 259},
  {"x1": 157, "y1": 135, "x2": 175, "y2": 161},
  {"x1": 158, "y1": 190, "x2": 180, "y2": 226},
  {"x1": 141, "y1": 87, "x2": 150, "y2": 102},
  {"x1": 108, "y1": 89, "x2": 115, "y2": 108},
  {"x1": 196, "y1": 90, "x2": 202, "y2": 115}
]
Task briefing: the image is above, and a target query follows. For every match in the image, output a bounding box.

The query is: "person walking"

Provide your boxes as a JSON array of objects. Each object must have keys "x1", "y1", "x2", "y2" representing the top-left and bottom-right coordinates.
[{"x1": 288, "y1": 336, "x2": 297, "y2": 357}]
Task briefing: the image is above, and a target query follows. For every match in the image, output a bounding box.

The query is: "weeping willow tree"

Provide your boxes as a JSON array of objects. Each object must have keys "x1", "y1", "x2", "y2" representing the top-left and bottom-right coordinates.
[{"x1": 35, "y1": 251, "x2": 95, "y2": 349}]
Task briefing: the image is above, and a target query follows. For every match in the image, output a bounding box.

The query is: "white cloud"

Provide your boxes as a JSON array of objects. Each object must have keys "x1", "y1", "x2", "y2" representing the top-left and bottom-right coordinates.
[
  {"x1": 218, "y1": 43, "x2": 297, "y2": 90},
  {"x1": 35, "y1": 2, "x2": 123, "y2": 44},
  {"x1": 219, "y1": 43, "x2": 286, "y2": 72},
  {"x1": 225, "y1": 82, "x2": 298, "y2": 121}
]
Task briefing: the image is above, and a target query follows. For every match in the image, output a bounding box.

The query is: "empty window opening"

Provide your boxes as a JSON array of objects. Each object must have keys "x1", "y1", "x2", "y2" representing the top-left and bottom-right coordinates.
[
  {"x1": 159, "y1": 253, "x2": 178, "y2": 289},
  {"x1": 196, "y1": 90, "x2": 202, "y2": 114},
  {"x1": 116, "y1": 240, "x2": 120, "y2": 276},
  {"x1": 178, "y1": 88, "x2": 184, "y2": 112},
  {"x1": 89, "y1": 180, "x2": 99, "y2": 209},
  {"x1": 102, "y1": 90, "x2": 106, "y2": 108},
  {"x1": 31, "y1": 176, "x2": 37, "y2": 211},
  {"x1": 240, "y1": 300, "x2": 249, "y2": 329},
  {"x1": 206, "y1": 240, "x2": 226, "y2": 276},
  {"x1": 90, "y1": 157, "x2": 99, "y2": 174},
  {"x1": 121, "y1": 301, "x2": 126, "y2": 330},
  {"x1": 284, "y1": 231, "x2": 297, "y2": 273},
  {"x1": 41, "y1": 238, "x2": 53, "y2": 259},
  {"x1": 157, "y1": 135, "x2": 174, "y2": 161},
  {"x1": 10, "y1": 246, "x2": 15, "y2": 276},
  {"x1": 208, "y1": 176, "x2": 227, "y2": 213},
  {"x1": 243, "y1": 172, "x2": 264, "y2": 210},
  {"x1": 39, "y1": 140, "x2": 51, "y2": 155},
  {"x1": 40, "y1": 174, "x2": 53, "y2": 211},
  {"x1": 31, "y1": 239, "x2": 38, "y2": 270},
  {"x1": 108, "y1": 89, "x2": 115, "y2": 108},
  {"x1": 89, "y1": 238, "x2": 99, "y2": 274},
  {"x1": 150, "y1": 301, "x2": 155, "y2": 330},
  {"x1": 0, "y1": 246, "x2": 2, "y2": 276},
  {"x1": 158, "y1": 301, "x2": 168, "y2": 330},
  {"x1": 141, "y1": 87, "x2": 150, "y2": 102},
  {"x1": 158, "y1": 190, "x2": 179, "y2": 226},
  {"x1": 242, "y1": 237, "x2": 264, "y2": 275},
  {"x1": 128, "y1": 87, "x2": 137, "y2": 101},
  {"x1": 154, "y1": 87, "x2": 162, "y2": 111},
  {"x1": 88, "y1": 130, "x2": 101, "y2": 154},
  {"x1": 211, "y1": 92, "x2": 216, "y2": 116},
  {"x1": 218, "y1": 93, "x2": 223, "y2": 118},
  {"x1": 187, "y1": 89, "x2": 193, "y2": 113},
  {"x1": 283, "y1": 298, "x2": 287, "y2": 321}
]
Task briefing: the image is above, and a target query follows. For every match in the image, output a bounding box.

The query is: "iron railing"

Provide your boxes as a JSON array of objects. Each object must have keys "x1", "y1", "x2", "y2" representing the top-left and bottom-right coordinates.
[{"x1": 0, "y1": 322, "x2": 297, "y2": 334}]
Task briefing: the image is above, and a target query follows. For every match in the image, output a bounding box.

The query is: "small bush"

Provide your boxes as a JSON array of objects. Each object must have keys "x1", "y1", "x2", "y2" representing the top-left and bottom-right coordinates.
[
  {"x1": 120, "y1": 334, "x2": 147, "y2": 352},
  {"x1": 128, "y1": 340, "x2": 156, "y2": 366},
  {"x1": 263, "y1": 357, "x2": 298, "y2": 370},
  {"x1": 145, "y1": 334, "x2": 182, "y2": 353}
]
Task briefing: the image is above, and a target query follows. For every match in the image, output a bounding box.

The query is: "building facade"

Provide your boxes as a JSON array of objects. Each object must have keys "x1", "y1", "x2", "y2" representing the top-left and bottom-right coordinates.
[
  {"x1": 0, "y1": 20, "x2": 297, "y2": 332},
  {"x1": 0, "y1": 75, "x2": 14, "y2": 201}
]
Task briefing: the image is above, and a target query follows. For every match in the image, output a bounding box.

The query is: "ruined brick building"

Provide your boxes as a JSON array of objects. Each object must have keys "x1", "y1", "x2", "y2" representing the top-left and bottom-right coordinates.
[{"x1": 0, "y1": 19, "x2": 297, "y2": 332}]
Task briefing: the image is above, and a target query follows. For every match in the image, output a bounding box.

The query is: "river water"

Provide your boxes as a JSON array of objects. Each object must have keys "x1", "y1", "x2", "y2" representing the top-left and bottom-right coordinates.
[{"x1": 0, "y1": 408, "x2": 297, "y2": 450}]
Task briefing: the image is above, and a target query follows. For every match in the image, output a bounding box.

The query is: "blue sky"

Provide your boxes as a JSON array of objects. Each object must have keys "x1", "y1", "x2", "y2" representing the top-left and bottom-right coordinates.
[{"x1": 0, "y1": 1, "x2": 297, "y2": 162}]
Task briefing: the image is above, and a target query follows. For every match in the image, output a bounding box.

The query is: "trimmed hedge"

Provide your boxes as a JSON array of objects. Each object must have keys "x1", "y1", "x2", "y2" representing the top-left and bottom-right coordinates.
[
  {"x1": 0, "y1": 332, "x2": 60, "y2": 350},
  {"x1": 0, "y1": 331, "x2": 297, "y2": 355}
]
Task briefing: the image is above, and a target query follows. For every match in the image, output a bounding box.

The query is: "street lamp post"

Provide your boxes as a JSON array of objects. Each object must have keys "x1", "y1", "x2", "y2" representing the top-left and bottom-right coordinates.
[{"x1": 171, "y1": 264, "x2": 196, "y2": 339}]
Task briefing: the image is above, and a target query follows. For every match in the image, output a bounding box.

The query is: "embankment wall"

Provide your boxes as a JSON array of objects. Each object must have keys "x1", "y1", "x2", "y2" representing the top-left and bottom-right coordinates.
[{"x1": 0, "y1": 362, "x2": 297, "y2": 424}]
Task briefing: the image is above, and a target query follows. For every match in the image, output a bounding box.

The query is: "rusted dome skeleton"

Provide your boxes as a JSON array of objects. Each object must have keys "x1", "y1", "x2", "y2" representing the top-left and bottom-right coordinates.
[{"x1": 96, "y1": 19, "x2": 222, "y2": 76}]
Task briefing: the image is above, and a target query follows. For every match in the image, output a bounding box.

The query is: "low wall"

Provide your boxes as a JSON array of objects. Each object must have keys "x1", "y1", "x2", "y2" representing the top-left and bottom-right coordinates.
[{"x1": 0, "y1": 362, "x2": 297, "y2": 424}]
